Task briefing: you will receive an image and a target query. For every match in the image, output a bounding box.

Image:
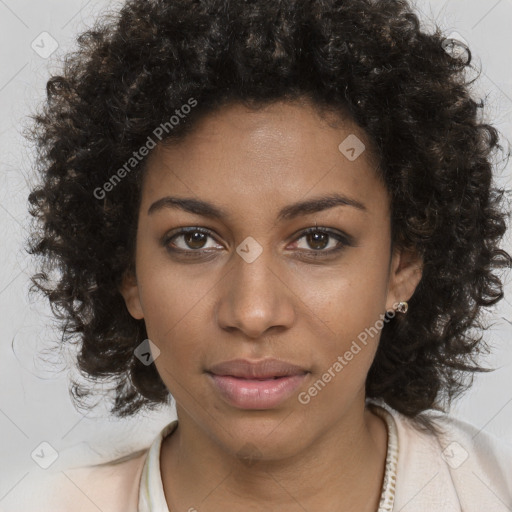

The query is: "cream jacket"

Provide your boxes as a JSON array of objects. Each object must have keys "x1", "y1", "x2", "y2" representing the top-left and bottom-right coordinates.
[{"x1": 4, "y1": 402, "x2": 512, "y2": 511}]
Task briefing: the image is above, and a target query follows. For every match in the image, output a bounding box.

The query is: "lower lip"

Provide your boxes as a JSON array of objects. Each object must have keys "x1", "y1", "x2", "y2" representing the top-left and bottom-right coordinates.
[{"x1": 207, "y1": 373, "x2": 308, "y2": 409}]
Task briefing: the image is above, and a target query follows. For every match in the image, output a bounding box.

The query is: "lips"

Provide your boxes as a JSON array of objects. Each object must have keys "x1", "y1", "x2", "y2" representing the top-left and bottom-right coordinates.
[
  {"x1": 207, "y1": 358, "x2": 308, "y2": 379},
  {"x1": 206, "y1": 358, "x2": 310, "y2": 409}
]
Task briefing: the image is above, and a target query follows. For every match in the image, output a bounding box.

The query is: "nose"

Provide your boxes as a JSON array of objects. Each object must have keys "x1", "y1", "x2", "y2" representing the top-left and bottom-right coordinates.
[{"x1": 215, "y1": 241, "x2": 296, "y2": 339}]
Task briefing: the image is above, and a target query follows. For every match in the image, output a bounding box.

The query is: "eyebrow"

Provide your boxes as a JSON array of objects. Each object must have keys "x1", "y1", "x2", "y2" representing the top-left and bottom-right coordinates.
[{"x1": 147, "y1": 193, "x2": 367, "y2": 221}]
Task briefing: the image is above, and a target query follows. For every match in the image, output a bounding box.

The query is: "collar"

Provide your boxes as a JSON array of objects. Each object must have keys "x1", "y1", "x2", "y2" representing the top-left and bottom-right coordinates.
[{"x1": 138, "y1": 420, "x2": 178, "y2": 512}]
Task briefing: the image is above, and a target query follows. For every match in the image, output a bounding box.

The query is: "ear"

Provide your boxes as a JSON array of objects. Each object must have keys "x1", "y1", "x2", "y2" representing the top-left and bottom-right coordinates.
[
  {"x1": 385, "y1": 245, "x2": 423, "y2": 312},
  {"x1": 119, "y1": 269, "x2": 144, "y2": 320}
]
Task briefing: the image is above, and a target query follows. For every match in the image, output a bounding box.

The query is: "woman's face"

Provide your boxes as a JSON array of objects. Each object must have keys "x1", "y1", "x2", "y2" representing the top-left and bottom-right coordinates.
[{"x1": 120, "y1": 99, "x2": 422, "y2": 459}]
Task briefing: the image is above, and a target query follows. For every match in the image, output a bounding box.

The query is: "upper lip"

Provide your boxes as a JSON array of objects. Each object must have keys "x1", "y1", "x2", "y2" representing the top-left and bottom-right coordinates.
[{"x1": 207, "y1": 358, "x2": 308, "y2": 379}]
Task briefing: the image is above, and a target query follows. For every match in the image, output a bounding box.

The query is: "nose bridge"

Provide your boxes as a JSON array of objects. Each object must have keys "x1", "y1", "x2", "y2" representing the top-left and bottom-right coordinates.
[
  {"x1": 216, "y1": 235, "x2": 295, "y2": 338},
  {"x1": 235, "y1": 235, "x2": 276, "y2": 297}
]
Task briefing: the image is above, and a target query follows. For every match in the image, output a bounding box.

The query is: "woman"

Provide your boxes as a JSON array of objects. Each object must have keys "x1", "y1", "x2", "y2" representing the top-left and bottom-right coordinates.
[{"x1": 18, "y1": 0, "x2": 512, "y2": 510}]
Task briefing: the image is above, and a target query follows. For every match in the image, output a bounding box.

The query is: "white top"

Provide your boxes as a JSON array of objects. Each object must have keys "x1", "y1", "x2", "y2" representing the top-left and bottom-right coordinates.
[{"x1": 138, "y1": 401, "x2": 400, "y2": 512}]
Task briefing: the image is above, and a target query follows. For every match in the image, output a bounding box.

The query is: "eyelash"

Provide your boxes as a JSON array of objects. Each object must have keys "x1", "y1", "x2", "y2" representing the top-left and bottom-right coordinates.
[{"x1": 162, "y1": 226, "x2": 353, "y2": 259}]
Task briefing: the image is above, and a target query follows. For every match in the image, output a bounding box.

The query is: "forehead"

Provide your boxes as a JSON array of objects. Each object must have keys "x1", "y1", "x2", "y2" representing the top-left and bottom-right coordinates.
[{"x1": 140, "y1": 100, "x2": 387, "y2": 219}]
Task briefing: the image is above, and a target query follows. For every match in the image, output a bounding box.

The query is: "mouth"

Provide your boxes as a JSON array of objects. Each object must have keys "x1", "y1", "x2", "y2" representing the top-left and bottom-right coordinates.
[{"x1": 206, "y1": 358, "x2": 309, "y2": 409}]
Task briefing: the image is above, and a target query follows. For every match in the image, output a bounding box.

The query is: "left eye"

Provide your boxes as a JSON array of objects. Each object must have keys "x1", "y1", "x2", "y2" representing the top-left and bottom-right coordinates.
[{"x1": 291, "y1": 228, "x2": 348, "y2": 253}]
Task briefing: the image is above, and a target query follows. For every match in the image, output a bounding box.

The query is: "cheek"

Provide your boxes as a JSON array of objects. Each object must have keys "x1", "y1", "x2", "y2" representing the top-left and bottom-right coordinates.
[
  {"x1": 135, "y1": 258, "x2": 216, "y2": 370},
  {"x1": 141, "y1": 271, "x2": 210, "y2": 396},
  {"x1": 300, "y1": 251, "x2": 389, "y2": 336},
  {"x1": 301, "y1": 279, "x2": 385, "y2": 408},
  {"x1": 299, "y1": 253, "x2": 389, "y2": 377}
]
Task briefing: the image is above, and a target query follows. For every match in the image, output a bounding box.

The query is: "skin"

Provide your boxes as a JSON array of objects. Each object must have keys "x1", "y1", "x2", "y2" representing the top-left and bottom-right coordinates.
[{"x1": 120, "y1": 98, "x2": 423, "y2": 512}]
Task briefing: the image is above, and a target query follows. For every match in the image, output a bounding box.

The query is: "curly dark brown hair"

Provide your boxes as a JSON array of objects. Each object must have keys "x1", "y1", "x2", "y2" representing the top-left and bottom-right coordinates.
[{"x1": 25, "y1": 0, "x2": 512, "y2": 428}]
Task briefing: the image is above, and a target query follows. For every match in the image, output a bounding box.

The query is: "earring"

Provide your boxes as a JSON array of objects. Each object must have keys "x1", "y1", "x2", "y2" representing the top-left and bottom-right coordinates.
[{"x1": 396, "y1": 301, "x2": 408, "y2": 314}]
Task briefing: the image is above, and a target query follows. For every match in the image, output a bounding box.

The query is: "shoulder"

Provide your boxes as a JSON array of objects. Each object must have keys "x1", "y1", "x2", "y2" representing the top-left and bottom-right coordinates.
[
  {"x1": 2, "y1": 448, "x2": 148, "y2": 512},
  {"x1": 426, "y1": 410, "x2": 512, "y2": 478},
  {"x1": 377, "y1": 403, "x2": 512, "y2": 512}
]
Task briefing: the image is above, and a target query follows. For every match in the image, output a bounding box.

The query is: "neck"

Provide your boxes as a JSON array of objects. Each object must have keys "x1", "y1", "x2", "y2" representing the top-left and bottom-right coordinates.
[{"x1": 160, "y1": 401, "x2": 388, "y2": 512}]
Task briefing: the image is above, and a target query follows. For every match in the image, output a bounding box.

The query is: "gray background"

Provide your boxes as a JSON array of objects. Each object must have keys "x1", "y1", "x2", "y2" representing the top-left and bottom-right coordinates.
[{"x1": 1, "y1": 0, "x2": 511, "y2": 505}]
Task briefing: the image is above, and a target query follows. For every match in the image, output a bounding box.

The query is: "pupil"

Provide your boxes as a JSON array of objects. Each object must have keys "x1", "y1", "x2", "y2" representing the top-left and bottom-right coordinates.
[
  {"x1": 308, "y1": 231, "x2": 328, "y2": 250},
  {"x1": 186, "y1": 231, "x2": 206, "y2": 249}
]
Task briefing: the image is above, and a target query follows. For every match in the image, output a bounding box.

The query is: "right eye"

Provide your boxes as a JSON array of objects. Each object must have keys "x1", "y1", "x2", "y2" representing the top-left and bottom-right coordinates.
[{"x1": 163, "y1": 227, "x2": 224, "y2": 255}]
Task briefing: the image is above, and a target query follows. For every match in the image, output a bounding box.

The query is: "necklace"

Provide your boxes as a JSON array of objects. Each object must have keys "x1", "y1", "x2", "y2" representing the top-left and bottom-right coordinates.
[{"x1": 371, "y1": 403, "x2": 399, "y2": 512}]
